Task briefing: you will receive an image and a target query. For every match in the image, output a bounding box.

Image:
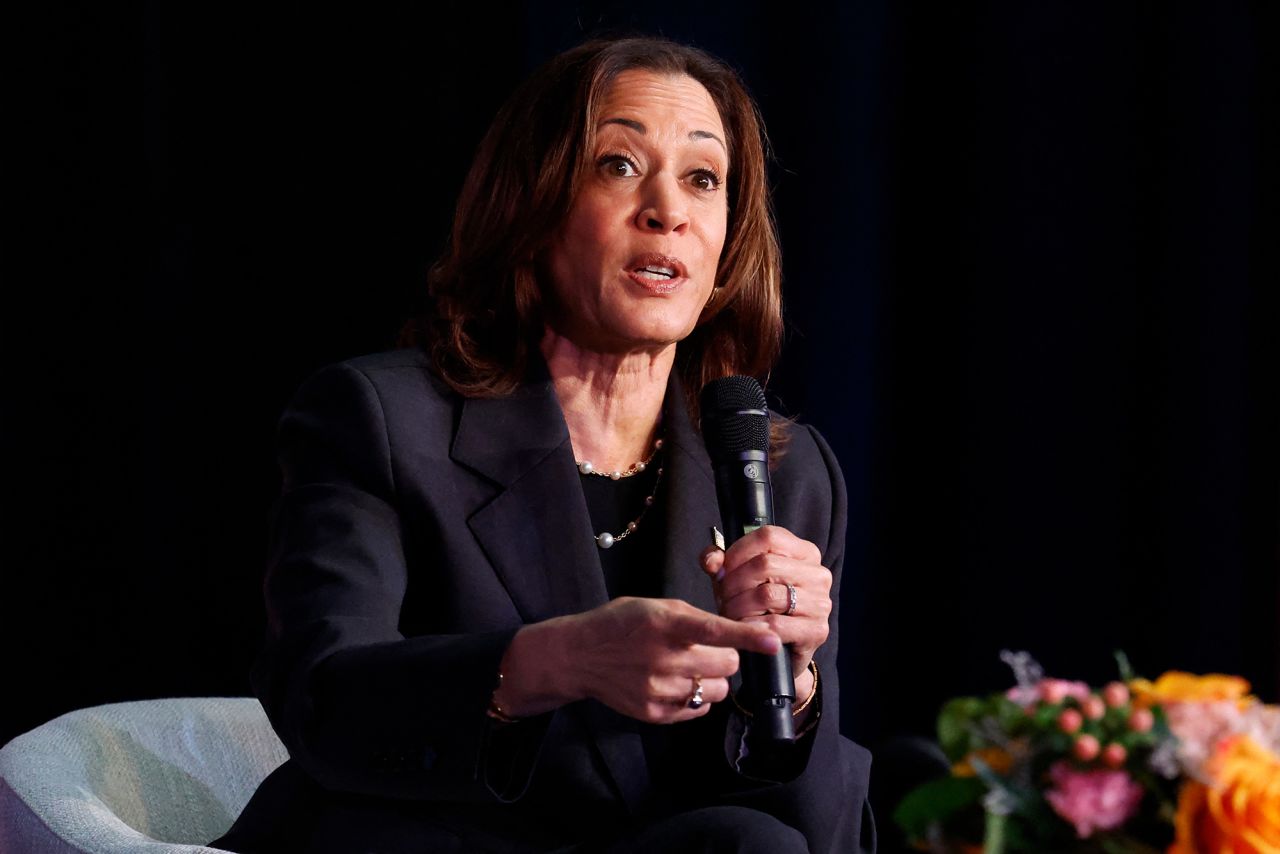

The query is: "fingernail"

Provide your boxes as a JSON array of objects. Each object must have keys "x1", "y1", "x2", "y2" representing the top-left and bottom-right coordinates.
[
  {"x1": 761, "y1": 634, "x2": 781, "y2": 654},
  {"x1": 715, "y1": 567, "x2": 726, "y2": 583}
]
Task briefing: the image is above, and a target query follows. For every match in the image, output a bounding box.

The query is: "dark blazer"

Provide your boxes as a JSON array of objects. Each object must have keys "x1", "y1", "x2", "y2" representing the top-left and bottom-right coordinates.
[{"x1": 216, "y1": 349, "x2": 874, "y2": 853}]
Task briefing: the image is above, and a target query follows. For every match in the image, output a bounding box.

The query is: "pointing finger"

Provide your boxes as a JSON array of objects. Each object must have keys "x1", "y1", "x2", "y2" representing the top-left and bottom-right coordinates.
[{"x1": 669, "y1": 607, "x2": 780, "y2": 655}]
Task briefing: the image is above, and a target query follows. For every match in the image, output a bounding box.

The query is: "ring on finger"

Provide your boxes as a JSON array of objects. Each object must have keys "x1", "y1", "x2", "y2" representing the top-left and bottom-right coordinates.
[
  {"x1": 687, "y1": 676, "x2": 705, "y2": 709},
  {"x1": 783, "y1": 582, "x2": 798, "y2": 617}
]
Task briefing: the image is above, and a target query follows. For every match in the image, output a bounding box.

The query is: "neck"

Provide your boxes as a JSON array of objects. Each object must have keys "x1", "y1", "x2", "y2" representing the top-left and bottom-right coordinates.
[{"x1": 540, "y1": 328, "x2": 673, "y2": 471}]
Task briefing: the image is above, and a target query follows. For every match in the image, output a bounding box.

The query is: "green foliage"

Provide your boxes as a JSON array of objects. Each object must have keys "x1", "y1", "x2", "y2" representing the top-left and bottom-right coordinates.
[
  {"x1": 938, "y1": 696, "x2": 986, "y2": 761},
  {"x1": 892, "y1": 774, "x2": 985, "y2": 840},
  {"x1": 994, "y1": 696, "x2": 1027, "y2": 732},
  {"x1": 983, "y1": 810, "x2": 1008, "y2": 854},
  {"x1": 1114, "y1": 650, "x2": 1135, "y2": 682},
  {"x1": 1032, "y1": 702, "x2": 1061, "y2": 729}
]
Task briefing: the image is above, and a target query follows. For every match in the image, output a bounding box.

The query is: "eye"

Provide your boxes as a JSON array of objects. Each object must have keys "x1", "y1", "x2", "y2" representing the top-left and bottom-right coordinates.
[
  {"x1": 690, "y1": 168, "x2": 723, "y2": 192},
  {"x1": 598, "y1": 153, "x2": 639, "y2": 177}
]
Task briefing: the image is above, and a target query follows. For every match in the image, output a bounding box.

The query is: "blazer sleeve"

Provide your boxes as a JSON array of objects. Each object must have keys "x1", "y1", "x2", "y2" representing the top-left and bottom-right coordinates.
[{"x1": 252, "y1": 362, "x2": 548, "y2": 803}]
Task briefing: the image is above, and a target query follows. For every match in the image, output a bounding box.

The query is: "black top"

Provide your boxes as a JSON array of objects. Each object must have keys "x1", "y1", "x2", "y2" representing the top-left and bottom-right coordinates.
[{"x1": 579, "y1": 450, "x2": 666, "y2": 600}]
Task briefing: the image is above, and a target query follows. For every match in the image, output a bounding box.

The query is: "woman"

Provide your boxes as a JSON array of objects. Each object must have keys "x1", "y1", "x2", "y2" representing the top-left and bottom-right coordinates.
[{"x1": 215, "y1": 36, "x2": 873, "y2": 854}]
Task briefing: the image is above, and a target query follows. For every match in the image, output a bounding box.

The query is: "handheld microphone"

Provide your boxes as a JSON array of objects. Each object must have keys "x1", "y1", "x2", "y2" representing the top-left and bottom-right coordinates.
[{"x1": 700, "y1": 376, "x2": 795, "y2": 742}]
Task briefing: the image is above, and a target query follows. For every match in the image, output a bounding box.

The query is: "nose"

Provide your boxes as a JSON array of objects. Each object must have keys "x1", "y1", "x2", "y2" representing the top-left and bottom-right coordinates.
[{"x1": 634, "y1": 173, "x2": 690, "y2": 235}]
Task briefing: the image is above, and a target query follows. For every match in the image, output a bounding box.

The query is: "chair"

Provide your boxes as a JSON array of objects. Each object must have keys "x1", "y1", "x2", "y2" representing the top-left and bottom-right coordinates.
[{"x1": 0, "y1": 698, "x2": 288, "y2": 853}]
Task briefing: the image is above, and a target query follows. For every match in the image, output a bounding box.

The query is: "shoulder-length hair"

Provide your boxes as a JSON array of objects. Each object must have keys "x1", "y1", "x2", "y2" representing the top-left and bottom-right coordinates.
[{"x1": 403, "y1": 36, "x2": 783, "y2": 427}]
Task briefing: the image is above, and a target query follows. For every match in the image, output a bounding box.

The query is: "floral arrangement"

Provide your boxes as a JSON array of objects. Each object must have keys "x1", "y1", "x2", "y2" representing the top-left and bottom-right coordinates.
[{"x1": 894, "y1": 651, "x2": 1280, "y2": 853}]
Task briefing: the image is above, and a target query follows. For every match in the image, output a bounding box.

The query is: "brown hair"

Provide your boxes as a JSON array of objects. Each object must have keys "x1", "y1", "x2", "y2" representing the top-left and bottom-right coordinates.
[{"x1": 402, "y1": 36, "x2": 784, "y2": 428}]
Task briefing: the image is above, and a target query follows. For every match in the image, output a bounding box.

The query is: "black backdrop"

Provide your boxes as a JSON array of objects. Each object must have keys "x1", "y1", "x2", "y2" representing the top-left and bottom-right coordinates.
[{"x1": 6, "y1": 0, "x2": 1278, "y2": 798}]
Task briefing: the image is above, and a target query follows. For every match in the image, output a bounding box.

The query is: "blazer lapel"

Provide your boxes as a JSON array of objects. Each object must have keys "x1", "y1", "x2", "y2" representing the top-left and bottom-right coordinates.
[
  {"x1": 452, "y1": 378, "x2": 609, "y2": 624},
  {"x1": 453, "y1": 376, "x2": 649, "y2": 813}
]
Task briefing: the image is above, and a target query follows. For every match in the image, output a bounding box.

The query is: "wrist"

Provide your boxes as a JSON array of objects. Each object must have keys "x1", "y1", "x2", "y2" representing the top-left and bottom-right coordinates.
[
  {"x1": 731, "y1": 659, "x2": 819, "y2": 720},
  {"x1": 793, "y1": 659, "x2": 816, "y2": 701},
  {"x1": 493, "y1": 618, "x2": 578, "y2": 718}
]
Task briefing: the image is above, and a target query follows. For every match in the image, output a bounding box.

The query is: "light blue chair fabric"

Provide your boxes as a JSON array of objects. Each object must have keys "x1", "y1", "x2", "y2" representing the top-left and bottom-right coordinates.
[{"x1": 0, "y1": 698, "x2": 287, "y2": 853}]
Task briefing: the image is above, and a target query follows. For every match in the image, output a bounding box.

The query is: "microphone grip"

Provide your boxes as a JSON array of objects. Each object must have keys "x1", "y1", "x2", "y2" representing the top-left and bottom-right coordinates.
[
  {"x1": 741, "y1": 652, "x2": 796, "y2": 742},
  {"x1": 713, "y1": 450, "x2": 796, "y2": 743}
]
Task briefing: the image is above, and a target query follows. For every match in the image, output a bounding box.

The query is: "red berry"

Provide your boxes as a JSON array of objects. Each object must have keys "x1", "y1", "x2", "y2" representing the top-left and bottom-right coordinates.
[
  {"x1": 1103, "y1": 681, "x2": 1130, "y2": 708},
  {"x1": 1058, "y1": 708, "x2": 1084, "y2": 734},
  {"x1": 1128, "y1": 708, "x2": 1154, "y2": 733},
  {"x1": 1102, "y1": 742, "x2": 1127, "y2": 768},
  {"x1": 1073, "y1": 734, "x2": 1100, "y2": 762}
]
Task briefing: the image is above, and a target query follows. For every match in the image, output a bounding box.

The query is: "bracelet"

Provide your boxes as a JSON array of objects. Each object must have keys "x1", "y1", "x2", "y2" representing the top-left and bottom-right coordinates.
[
  {"x1": 792, "y1": 659, "x2": 820, "y2": 715},
  {"x1": 486, "y1": 672, "x2": 520, "y2": 724},
  {"x1": 730, "y1": 659, "x2": 819, "y2": 718}
]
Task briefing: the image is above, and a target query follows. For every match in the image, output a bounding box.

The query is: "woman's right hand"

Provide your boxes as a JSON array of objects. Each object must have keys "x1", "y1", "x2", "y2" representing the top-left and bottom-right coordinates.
[{"x1": 496, "y1": 597, "x2": 781, "y2": 724}]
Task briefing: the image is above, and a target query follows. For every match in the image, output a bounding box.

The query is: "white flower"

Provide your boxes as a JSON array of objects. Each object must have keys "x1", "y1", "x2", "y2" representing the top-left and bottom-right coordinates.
[
  {"x1": 982, "y1": 787, "x2": 1020, "y2": 817},
  {"x1": 1148, "y1": 737, "x2": 1181, "y2": 780},
  {"x1": 1000, "y1": 649, "x2": 1044, "y2": 706}
]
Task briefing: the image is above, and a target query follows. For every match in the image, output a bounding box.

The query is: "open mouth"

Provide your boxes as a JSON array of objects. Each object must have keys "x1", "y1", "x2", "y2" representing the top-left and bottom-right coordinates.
[
  {"x1": 634, "y1": 264, "x2": 678, "y2": 281},
  {"x1": 627, "y1": 254, "x2": 688, "y2": 285}
]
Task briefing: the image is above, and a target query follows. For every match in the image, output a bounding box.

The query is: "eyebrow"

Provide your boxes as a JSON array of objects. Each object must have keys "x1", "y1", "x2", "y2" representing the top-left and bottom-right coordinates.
[{"x1": 599, "y1": 117, "x2": 727, "y2": 155}]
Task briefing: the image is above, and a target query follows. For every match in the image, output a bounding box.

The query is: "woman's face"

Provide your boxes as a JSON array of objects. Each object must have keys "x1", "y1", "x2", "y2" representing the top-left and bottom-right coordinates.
[{"x1": 542, "y1": 70, "x2": 730, "y2": 355}]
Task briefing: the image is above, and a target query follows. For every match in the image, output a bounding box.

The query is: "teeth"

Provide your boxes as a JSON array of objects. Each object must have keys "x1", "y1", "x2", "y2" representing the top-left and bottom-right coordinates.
[{"x1": 638, "y1": 265, "x2": 676, "y2": 278}]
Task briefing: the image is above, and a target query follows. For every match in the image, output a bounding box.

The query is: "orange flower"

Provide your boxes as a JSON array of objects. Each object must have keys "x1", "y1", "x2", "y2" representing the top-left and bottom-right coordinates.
[
  {"x1": 1131, "y1": 671, "x2": 1253, "y2": 708},
  {"x1": 953, "y1": 746, "x2": 1015, "y2": 778},
  {"x1": 1169, "y1": 735, "x2": 1280, "y2": 854}
]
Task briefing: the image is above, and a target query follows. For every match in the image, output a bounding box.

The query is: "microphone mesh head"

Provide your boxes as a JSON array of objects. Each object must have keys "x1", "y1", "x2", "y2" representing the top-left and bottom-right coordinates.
[{"x1": 701, "y1": 376, "x2": 770, "y2": 457}]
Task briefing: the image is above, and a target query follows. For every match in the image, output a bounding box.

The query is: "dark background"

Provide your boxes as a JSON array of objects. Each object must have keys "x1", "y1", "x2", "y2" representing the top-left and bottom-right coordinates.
[{"x1": 6, "y1": 0, "x2": 1278, "y2": 814}]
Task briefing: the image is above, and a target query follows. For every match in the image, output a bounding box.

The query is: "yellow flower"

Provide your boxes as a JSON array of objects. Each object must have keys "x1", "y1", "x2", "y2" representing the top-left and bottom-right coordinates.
[
  {"x1": 1131, "y1": 671, "x2": 1253, "y2": 708},
  {"x1": 953, "y1": 746, "x2": 1014, "y2": 778},
  {"x1": 1169, "y1": 735, "x2": 1280, "y2": 854}
]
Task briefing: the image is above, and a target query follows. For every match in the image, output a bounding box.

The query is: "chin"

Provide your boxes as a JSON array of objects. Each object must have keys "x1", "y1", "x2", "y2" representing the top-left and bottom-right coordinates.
[
  {"x1": 610, "y1": 318, "x2": 700, "y2": 351},
  {"x1": 616, "y1": 303, "x2": 703, "y2": 340}
]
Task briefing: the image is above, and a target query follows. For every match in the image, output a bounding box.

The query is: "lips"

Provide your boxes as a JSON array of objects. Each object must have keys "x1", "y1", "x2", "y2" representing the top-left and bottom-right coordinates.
[{"x1": 625, "y1": 253, "x2": 688, "y2": 291}]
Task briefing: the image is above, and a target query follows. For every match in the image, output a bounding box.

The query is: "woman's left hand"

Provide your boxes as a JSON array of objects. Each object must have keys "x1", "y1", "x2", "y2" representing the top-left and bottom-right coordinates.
[{"x1": 700, "y1": 525, "x2": 832, "y2": 688}]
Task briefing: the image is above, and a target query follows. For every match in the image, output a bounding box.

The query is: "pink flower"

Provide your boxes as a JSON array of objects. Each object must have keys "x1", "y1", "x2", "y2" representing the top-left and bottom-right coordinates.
[
  {"x1": 1006, "y1": 685, "x2": 1038, "y2": 707},
  {"x1": 1037, "y1": 678, "x2": 1092, "y2": 706},
  {"x1": 1162, "y1": 699, "x2": 1280, "y2": 782},
  {"x1": 1241, "y1": 703, "x2": 1280, "y2": 756},
  {"x1": 1044, "y1": 761, "x2": 1145, "y2": 838},
  {"x1": 1164, "y1": 700, "x2": 1246, "y2": 780}
]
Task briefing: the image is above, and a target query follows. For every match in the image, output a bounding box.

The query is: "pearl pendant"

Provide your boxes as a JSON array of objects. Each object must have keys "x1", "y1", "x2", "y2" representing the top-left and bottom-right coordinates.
[{"x1": 596, "y1": 532, "x2": 615, "y2": 549}]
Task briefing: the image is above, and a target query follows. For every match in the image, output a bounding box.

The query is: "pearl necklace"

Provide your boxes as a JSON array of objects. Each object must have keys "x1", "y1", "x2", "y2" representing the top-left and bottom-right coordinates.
[
  {"x1": 577, "y1": 439, "x2": 664, "y2": 549},
  {"x1": 577, "y1": 438, "x2": 663, "y2": 479}
]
